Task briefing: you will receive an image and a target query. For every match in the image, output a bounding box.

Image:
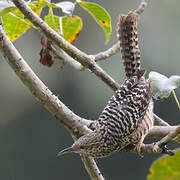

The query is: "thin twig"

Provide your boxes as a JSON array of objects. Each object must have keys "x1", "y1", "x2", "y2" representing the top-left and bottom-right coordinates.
[
  {"x1": 122, "y1": 125, "x2": 180, "y2": 155},
  {"x1": 90, "y1": 1, "x2": 151, "y2": 63},
  {"x1": 52, "y1": 41, "x2": 120, "y2": 68},
  {"x1": 51, "y1": 44, "x2": 85, "y2": 71},
  {"x1": 134, "y1": 0, "x2": 150, "y2": 17},
  {"x1": 141, "y1": 125, "x2": 180, "y2": 155},
  {"x1": 153, "y1": 113, "x2": 170, "y2": 126},
  {"x1": 81, "y1": 156, "x2": 105, "y2": 180},
  {"x1": 52, "y1": 41, "x2": 120, "y2": 69},
  {"x1": 0, "y1": 25, "x2": 104, "y2": 180},
  {"x1": 156, "y1": 125, "x2": 180, "y2": 147},
  {"x1": 12, "y1": 0, "x2": 120, "y2": 91},
  {"x1": 91, "y1": 42, "x2": 120, "y2": 62},
  {"x1": 147, "y1": 126, "x2": 177, "y2": 139}
]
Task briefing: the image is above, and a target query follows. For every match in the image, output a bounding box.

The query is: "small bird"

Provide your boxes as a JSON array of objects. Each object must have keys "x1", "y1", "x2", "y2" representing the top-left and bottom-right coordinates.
[{"x1": 58, "y1": 12, "x2": 154, "y2": 158}]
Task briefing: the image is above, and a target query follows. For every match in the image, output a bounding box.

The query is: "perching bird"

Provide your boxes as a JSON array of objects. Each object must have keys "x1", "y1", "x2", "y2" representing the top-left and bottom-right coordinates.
[{"x1": 58, "y1": 12, "x2": 154, "y2": 158}]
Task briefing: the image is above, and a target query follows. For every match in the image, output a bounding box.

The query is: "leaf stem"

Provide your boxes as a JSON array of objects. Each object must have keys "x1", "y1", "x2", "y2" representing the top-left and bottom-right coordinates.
[{"x1": 172, "y1": 90, "x2": 180, "y2": 111}]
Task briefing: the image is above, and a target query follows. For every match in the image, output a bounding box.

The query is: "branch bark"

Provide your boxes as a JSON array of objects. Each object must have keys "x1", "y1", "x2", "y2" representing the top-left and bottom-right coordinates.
[
  {"x1": 0, "y1": 24, "x2": 104, "y2": 180},
  {"x1": 153, "y1": 114, "x2": 170, "y2": 126},
  {"x1": 122, "y1": 125, "x2": 180, "y2": 155},
  {"x1": 11, "y1": 0, "x2": 120, "y2": 91},
  {"x1": 134, "y1": 0, "x2": 150, "y2": 17},
  {"x1": 92, "y1": 42, "x2": 120, "y2": 62},
  {"x1": 51, "y1": 44, "x2": 85, "y2": 71}
]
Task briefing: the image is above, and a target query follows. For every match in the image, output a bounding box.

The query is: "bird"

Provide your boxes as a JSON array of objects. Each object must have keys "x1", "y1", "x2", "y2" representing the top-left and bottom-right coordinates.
[{"x1": 57, "y1": 11, "x2": 154, "y2": 158}]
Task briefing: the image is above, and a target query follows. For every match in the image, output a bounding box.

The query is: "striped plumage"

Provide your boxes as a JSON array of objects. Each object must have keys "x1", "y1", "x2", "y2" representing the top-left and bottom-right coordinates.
[
  {"x1": 96, "y1": 72, "x2": 153, "y2": 156},
  {"x1": 58, "y1": 12, "x2": 154, "y2": 158},
  {"x1": 117, "y1": 11, "x2": 141, "y2": 78}
]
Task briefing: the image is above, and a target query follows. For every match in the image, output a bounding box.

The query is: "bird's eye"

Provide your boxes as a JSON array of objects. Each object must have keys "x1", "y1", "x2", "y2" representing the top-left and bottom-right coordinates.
[{"x1": 79, "y1": 146, "x2": 84, "y2": 149}]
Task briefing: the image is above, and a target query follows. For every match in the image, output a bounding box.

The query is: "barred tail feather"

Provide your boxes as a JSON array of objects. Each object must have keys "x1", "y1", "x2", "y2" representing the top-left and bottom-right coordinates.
[{"x1": 117, "y1": 11, "x2": 141, "y2": 78}]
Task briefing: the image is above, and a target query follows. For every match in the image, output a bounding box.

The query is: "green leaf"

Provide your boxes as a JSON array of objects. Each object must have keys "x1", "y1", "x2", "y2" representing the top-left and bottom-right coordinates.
[
  {"x1": 44, "y1": 14, "x2": 60, "y2": 32},
  {"x1": 44, "y1": 14, "x2": 82, "y2": 43},
  {"x1": 1, "y1": 8, "x2": 32, "y2": 41},
  {"x1": 147, "y1": 149, "x2": 180, "y2": 180},
  {"x1": 0, "y1": 1, "x2": 16, "y2": 16},
  {"x1": 1, "y1": 0, "x2": 48, "y2": 41},
  {"x1": 0, "y1": 6, "x2": 17, "y2": 16},
  {"x1": 77, "y1": 2, "x2": 111, "y2": 44},
  {"x1": 62, "y1": 16, "x2": 83, "y2": 43},
  {"x1": 29, "y1": 0, "x2": 49, "y2": 16}
]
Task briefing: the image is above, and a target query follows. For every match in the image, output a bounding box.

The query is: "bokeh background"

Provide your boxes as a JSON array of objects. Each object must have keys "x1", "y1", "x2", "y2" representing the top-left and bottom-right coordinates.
[{"x1": 0, "y1": 0, "x2": 180, "y2": 179}]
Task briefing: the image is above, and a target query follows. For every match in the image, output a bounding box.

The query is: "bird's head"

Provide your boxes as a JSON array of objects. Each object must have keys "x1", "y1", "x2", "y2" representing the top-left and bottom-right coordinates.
[{"x1": 57, "y1": 130, "x2": 104, "y2": 157}]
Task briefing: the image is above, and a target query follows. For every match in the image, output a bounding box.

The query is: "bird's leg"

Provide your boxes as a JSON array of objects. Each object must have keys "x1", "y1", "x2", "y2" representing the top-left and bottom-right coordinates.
[
  {"x1": 135, "y1": 136, "x2": 145, "y2": 156},
  {"x1": 139, "y1": 142, "x2": 176, "y2": 156},
  {"x1": 122, "y1": 142, "x2": 176, "y2": 156}
]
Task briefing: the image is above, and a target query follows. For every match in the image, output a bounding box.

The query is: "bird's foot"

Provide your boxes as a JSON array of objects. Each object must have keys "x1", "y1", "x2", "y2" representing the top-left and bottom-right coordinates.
[
  {"x1": 134, "y1": 142, "x2": 144, "y2": 157},
  {"x1": 153, "y1": 143, "x2": 176, "y2": 156},
  {"x1": 135, "y1": 137, "x2": 145, "y2": 157},
  {"x1": 161, "y1": 145, "x2": 176, "y2": 156}
]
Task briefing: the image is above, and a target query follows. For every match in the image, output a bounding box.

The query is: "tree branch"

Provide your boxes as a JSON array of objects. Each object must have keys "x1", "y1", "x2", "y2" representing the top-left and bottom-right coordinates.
[
  {"x1": 1, "y1": 0, "x2": 180, "y2": 179},
  {"x1": 92, "y1": 42, "x2": 120, "y2": 62},
  {"x1": 11, "y1": 0, "x2": 179, "y2": 147},
  {"x1": 52, "y1": 40, "x2": 120, "y2": 69},
  {"x1": 87, "y1": 0, "x2": 151, "y2": 64},
  {"x1": 153, "y1": 113, "x2": 170, "y2": 126},
  {"x1": 51, "y1": 44, "x2": 85, "y2": 71},
  {"x1": 142, "y1": 125, "x2": 180, "y2": 155},
  {"x1": 11, "y1": 0, "x2": 120, "y2": 91},
  {"x1": 81, "y1": 156, "x2": 104, "y2": 180},
  {"x1": 88, "y1": 1, "x2": 151, "y2": 64},
  {"x1": 0, "y1": 24, "x2": 104, "y2": 180},
  {"x1": 0, "y1": 24, "x2": 89, "y2": 136},
  {"x1": 122, "y1": 125, "x2": 180, "y2": 155}
]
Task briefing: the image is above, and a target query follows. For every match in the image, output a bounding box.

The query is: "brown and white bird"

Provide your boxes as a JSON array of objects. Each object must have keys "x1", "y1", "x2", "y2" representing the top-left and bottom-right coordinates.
[{"x1": 58, "y1": 12, "x2": 154, "y2": 158}]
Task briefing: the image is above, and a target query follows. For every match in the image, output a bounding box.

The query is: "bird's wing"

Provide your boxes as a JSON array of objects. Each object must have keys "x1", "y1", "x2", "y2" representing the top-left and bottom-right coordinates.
[{"x1": 98, "y1": 75, "x2": 152, "y2": 138}]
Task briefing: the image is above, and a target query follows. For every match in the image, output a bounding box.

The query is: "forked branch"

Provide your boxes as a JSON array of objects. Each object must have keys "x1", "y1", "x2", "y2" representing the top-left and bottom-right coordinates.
[
  {"x1": 0, "y1": 25, "x2": 104, "y2": 180},
  {"x1": 0, "y1": 0, "x2": 179, "y2": 180},
  {"x1": 11, "y1": 0, "x2": 120, "y2": 91}
]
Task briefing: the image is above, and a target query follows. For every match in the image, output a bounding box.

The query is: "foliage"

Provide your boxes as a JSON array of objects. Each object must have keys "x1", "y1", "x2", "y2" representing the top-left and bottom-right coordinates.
[
  {"x1": 1, "y1": 0, "x2": 47, "y2": 41},
  {"x1": 147, "y1": 149, "x2": 180, "y2": 180},
  {"x1": 77, "y1": 2, "x2": 111, "y2": 44},
  {"x1": 0, "y1": 0, "x2": 112, "y2": 43}
]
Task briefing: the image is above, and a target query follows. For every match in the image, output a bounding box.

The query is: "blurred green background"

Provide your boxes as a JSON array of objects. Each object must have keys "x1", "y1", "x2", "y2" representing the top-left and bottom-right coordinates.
[{"x1": 0, "y1": 0, "x2": 180, "y2": 179}]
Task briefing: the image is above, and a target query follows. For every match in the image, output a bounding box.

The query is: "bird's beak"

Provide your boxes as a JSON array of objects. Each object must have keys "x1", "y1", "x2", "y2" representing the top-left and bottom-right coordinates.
[{"x1": 57, "y1": 147, "x2": 74, "y2": 156}]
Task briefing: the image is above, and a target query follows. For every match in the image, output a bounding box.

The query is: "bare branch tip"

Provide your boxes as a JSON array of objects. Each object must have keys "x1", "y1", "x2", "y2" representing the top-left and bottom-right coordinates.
[{"x1": 134, "y1": 0, "x2": 150, "y2": 18}]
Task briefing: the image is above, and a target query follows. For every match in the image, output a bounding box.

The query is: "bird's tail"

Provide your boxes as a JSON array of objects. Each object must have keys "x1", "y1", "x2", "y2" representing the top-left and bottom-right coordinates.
[{"x1": 116, "y1": 11, "x2": 141, "y2": 78}]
